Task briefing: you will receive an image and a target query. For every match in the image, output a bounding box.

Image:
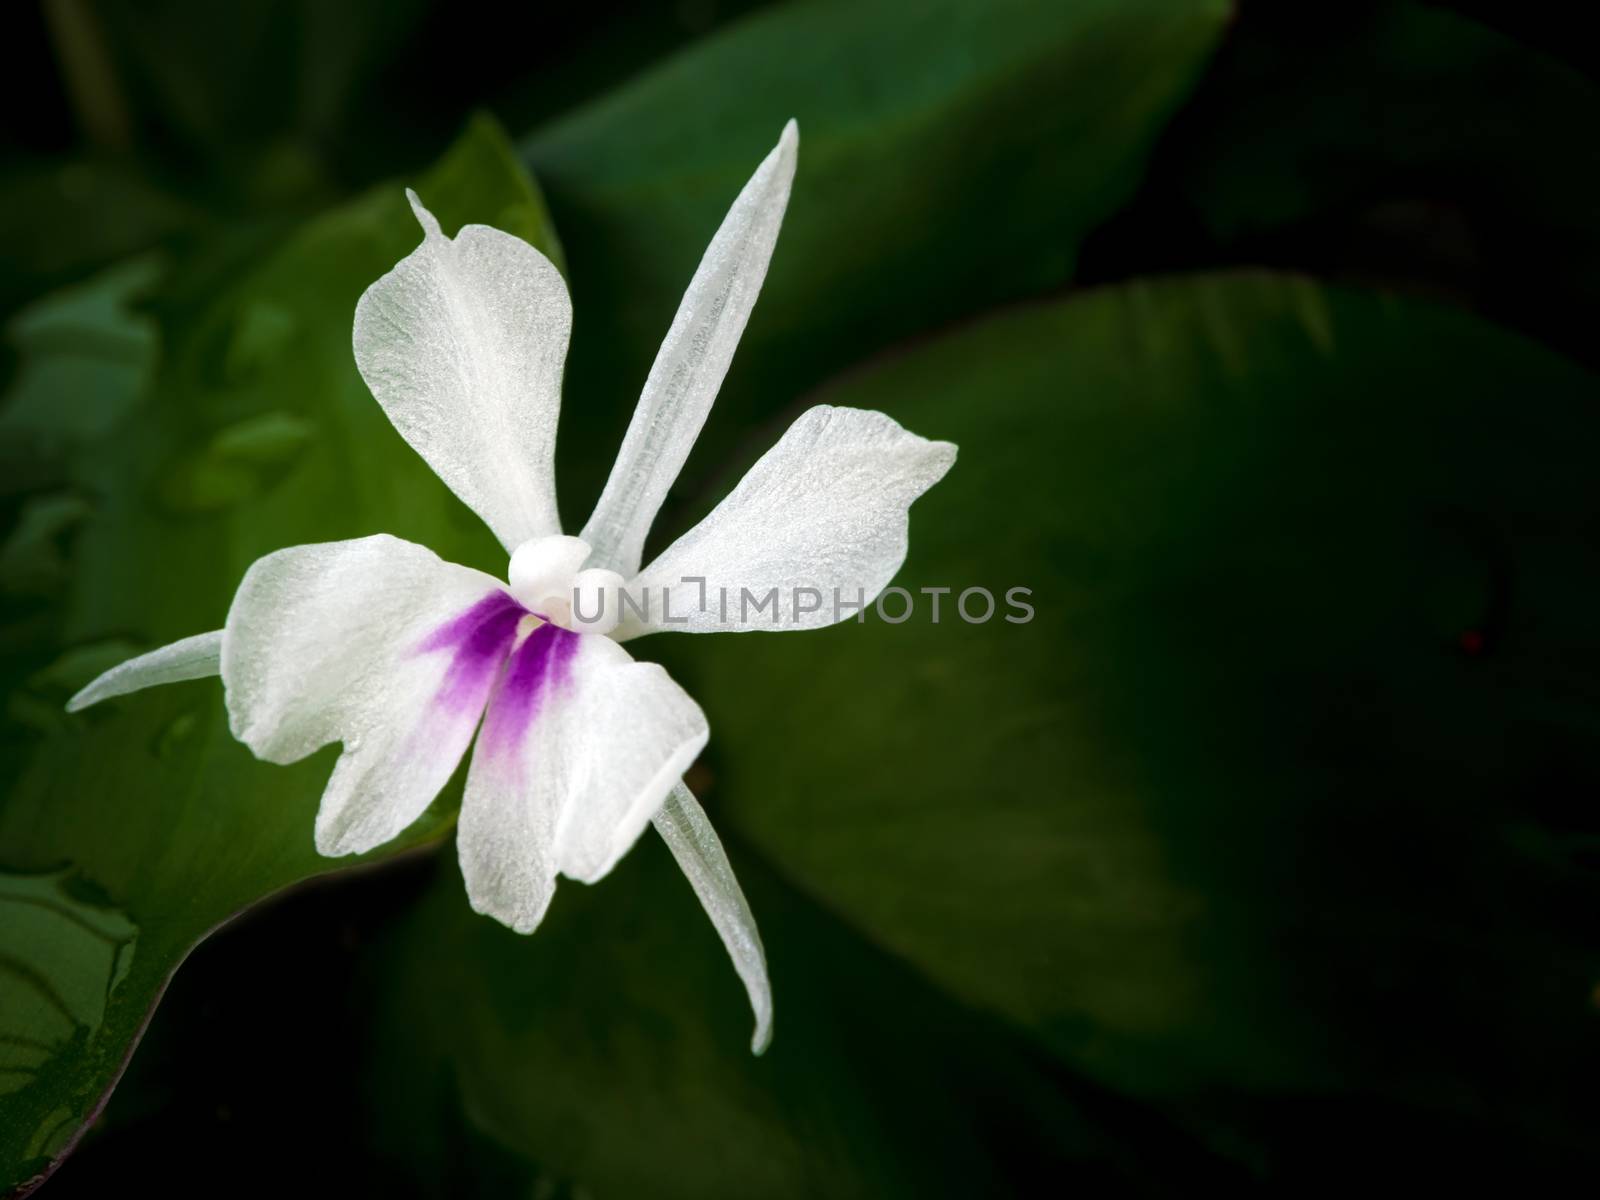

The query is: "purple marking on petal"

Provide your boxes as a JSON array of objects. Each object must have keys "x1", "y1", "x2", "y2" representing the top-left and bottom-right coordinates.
[
  {"x1": 478, "y1": 623, "x2": 579, "y2": 759},
  {"x1": 419, "y1": 591, "x2": 527, "y2": 717},
  {"x1": 419, "y1": 590, "x2": 524, "y2": 653}
]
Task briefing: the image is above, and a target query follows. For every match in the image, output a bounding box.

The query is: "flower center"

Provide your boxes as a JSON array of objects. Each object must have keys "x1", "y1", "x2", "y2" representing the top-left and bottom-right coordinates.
[{"x1": 507, "y1": 535, "x2": 625, "y2": 637}]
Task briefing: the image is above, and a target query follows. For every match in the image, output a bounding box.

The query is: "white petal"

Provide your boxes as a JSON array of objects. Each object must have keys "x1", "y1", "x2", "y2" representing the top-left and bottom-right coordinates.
[
  {"x1": 580, "y1": 121, "x2": 799, "y2": 576},
  {"x1": 66, "y1": 630, "x2": 222, "y2": 712},
  {"x1": 222, "y1": 534, "x2": 516, "y2": 857},
  {"x1": 654, "y1": 782, "x2": 772, "y2": 1054},
  {"x1": 354, "y1": 191, "x2": 570, "y2": 552},
  {"x1": 618, "y1": 405, "x2": 956, "y2": 636},
  {"x1": 458, "y1": 627, "x2": 708, "y2": 933}
]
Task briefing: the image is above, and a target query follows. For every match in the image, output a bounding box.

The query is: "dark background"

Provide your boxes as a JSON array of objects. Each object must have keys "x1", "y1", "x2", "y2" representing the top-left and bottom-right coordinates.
[{"x1": 3, "y1": 1, "x2": 1599, "y2": 1196}]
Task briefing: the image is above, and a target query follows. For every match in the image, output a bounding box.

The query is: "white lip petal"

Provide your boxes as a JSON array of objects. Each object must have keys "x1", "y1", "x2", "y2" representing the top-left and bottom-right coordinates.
[
  {"x1": 354, "y1": 191, "x2": 571, "y2": 552},
  {"x1": 66, "y1": 630, "x2": 223, "y2": 712},
  {"x1": 653, "y1": 782, "x2": 772, "y2": 1054},
  {"x1": 221, "y1": 534, "x2": 513, "y2": 858},
  {"x1": 617, "y1": 405, "x2": 955, "y2": 637},
  {"x1": 580, "y1": 120, "x2": 799, "y2": 577},
  {"x1": 457, "y1": 627, "x2": 708, "y2": 934}
]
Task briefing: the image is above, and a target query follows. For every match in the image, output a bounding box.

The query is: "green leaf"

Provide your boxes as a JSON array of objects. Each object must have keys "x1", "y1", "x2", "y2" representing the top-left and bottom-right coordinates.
[
  {"x1": 0, "y1": 113, "x2": 559, "y2": 1193},
  {"x1": 522, "y1": 0, "x2": 1229, "y2": 517},
  {"x1": 1169, "y1": 5, "x2": 1600, "y2": 364},
  {"x1": 360, "y1": 839, "x2": 1238, "y2": 1198},
  {"x1": 650, "y1": 274, "x2": 1600, "y2": 1178},
  {"x1": 82, "y1": 0, "x2": 431, "y2": 188},
  {"x1": 0, "y1": 257, "x2": 161, "y2": 480},
  {"x1": 0, "y1": 161, "x2": 198, "y2": 316},
  {"x1": 1433, "y1": 0, "x2": 1600, "y2": 78}
]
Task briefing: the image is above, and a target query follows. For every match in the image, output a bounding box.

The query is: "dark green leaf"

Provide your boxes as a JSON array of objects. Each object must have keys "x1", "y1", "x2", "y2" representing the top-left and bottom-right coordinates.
[
  {"x1": 0, "y1": 113, "x2": 558, "y2": 1193},
  {"x1": 1166, "y1": 5, "x2": 1600, "y2": 366},
  {"x1": 84, "y1": 0, "x2": 431, "y2": 179},
  {"x1": 523, "y1": 0, "x2": 1229, "y2": 524},
  {"x1": 361, "y1": 839, "x2": 1239, "y2": 1198},
  {"x1": 653, "y1": 273, "x2": 1600, "y2": 1181},
  {"x1": 0, "y1": 161, "x2": 198, "y2": 317},
  {"x1": 0, "y1": 257, "x2": 160, "y2": 462},
  {"x1": 1434, "y1": 0, "x2": 1600, "y2": 79}
]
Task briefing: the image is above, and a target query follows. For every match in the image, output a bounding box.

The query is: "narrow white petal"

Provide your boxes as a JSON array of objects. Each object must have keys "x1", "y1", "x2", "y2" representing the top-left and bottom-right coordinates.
[
  {"x1": 354, "y1": 191, "x2": 570, "y2": 552},
  {"x1": 222, "y1": 534, "x2": 515, "y2": 857},
  {"x1": 581, "y1": 121, "x2": 800, "y2": 576},
  {"x1": 618, "y1": 405, "x2": 955, "y2": 636},
  {"x1": 654, "y1": 782, "x2": 772, "y2": 1054},
  {"x1": 458, "y1": 628, "x2": 707, "y2": 933},
  {"x1": 65, "y1": 630, "x2": 223, "y2": 712}
]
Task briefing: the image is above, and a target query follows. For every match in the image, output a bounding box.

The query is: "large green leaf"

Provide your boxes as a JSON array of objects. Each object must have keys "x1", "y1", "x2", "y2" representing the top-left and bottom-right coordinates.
[
  {"x1": 342, "y1": 273, "x2": 1600, "y2": 1192},
  {"x1": 523, "y1": 0, "x2": 1229, "y2": 517},
  {"x1": 0, "y1": 114, "x2": 559, "y2": 1193},
  {"x1": 641, "y1": 274, "x2": 1600, "y2": 1182},
  {"x1": 359, "y1": 837, "x2": 1245, "y2": 1198}
]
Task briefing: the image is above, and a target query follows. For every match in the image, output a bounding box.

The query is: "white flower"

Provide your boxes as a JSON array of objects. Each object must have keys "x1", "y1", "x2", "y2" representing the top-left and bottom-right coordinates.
[{"x1": 66, "y1": 121, "x2": 955, "y2": 1052}]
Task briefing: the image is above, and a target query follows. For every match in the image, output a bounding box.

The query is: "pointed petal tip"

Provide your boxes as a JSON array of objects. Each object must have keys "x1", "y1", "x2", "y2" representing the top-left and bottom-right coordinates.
[
  {"x1": 750, "y1": 1015, "x2": 773, "y2": 1056},
  {"x1": 405, "y1": 188, "x2": 444, "y2": 240},
  {"x1": 910, "y1": 437, "x2": 957, "y2": 499},
  {"x1": 751, "y1": 120, "x2": 798, "y2": 189},
  {"x1": 774, "y1": 119, "x2": 799, "y2": 175},
  {"x1": 653, "y1": 787, "x2": 774, "y2": 1057},
  {"x1": 576, "y1": 115, "x2": 800, "y2": 575},
  {"x1": 61, "y1": 630, "x2": 225, "y2": 716}
]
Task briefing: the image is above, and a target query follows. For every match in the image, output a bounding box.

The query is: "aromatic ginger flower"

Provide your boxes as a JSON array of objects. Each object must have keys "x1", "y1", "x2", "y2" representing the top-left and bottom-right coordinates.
[{"x1": 67, "y1": 121, "x2": 956, "y2": 1052}]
